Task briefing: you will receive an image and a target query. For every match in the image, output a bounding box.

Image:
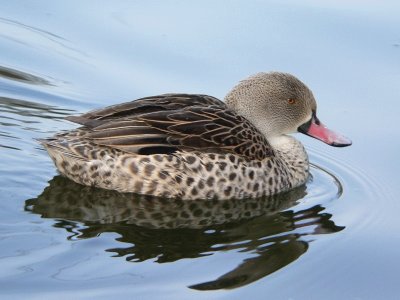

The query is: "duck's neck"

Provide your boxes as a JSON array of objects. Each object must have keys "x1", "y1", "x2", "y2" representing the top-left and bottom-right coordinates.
[
  {"x1": 268, "y1": 135, "x2": 298, "y2": 150},
  {"x1": 269, "y1": 135, "x2": 308, "y2": 161},
  {"x1": 269, "y1": 135, "x2": 310, "y2": 186}
]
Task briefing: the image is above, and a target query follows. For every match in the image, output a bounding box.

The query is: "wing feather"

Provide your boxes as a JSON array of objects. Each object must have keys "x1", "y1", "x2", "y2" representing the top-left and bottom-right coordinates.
[
  {"x1": 66, "y1": 94, "x2": 226, "y2": 127},
  {"x1": 65, "y1": 94, "x2": 273, "y2": 160}
]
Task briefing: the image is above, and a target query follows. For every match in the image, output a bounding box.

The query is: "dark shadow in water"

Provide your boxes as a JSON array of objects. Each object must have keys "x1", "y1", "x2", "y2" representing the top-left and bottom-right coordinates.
[
  {"x1": 25, "y1": 176, "x2": 344, "y2": 290},
  {"x1": 0, "y1": 65, "x2": 52, "y2": 85},
  {"x1": 0, "y1": 96, "x2": 73, "y2": 120}
]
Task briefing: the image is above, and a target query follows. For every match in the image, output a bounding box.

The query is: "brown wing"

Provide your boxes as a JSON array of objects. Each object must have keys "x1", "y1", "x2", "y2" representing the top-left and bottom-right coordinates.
[
  {"x1": 66, "y1": 93, "x2": 226, "y2": 127},
  {"x1": 66, "y1": 94, "x2": 273, "y2": 160}
]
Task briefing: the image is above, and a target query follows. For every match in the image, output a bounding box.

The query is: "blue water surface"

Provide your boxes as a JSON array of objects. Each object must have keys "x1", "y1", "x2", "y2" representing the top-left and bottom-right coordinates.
[{"x1": 1, "y1": 1, "x2": 399, "y2": 299}]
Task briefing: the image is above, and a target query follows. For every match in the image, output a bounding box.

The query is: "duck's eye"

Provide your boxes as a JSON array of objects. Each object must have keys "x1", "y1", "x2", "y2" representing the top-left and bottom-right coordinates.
[{"x1": 288, "y1": 98, "x2": 296, "y2": 104}]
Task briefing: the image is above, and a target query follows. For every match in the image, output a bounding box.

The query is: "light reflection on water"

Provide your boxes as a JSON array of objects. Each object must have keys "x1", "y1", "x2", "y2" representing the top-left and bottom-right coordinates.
[{"x1": 1, "y1": 1, "x2": 399, "y2": 299}]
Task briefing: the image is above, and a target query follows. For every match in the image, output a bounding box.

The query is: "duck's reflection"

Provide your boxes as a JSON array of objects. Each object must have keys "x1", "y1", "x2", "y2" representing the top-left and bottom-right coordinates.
[{"x1": 25, "y1": 176, "x2": 343, "y2": 290}]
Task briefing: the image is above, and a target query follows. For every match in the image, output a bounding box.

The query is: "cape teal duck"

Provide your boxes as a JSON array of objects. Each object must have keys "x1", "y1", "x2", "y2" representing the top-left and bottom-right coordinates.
[{"x1": 41, "y1": 72, "x2": 351, "y2": 200}]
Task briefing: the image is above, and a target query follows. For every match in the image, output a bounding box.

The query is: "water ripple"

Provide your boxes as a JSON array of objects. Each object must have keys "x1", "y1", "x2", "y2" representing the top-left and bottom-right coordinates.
[
  {"x1": 307, "y1": 146, "x2": 391, "y2": 233},
  {"x1": 0, "y1": 65, "x2": 52, "y2": 86}
]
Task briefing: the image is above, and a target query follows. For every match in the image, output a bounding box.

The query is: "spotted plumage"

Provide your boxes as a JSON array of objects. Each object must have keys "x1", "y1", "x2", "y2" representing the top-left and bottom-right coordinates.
[{"x1": 41, "y1": 72, "x2": 351, "y2": 200}]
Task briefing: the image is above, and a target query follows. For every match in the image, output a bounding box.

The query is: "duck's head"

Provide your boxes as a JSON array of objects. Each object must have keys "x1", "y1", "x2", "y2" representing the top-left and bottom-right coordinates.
[{"x1": 225, "y1": 72, "x2": 352, "y2": 147}]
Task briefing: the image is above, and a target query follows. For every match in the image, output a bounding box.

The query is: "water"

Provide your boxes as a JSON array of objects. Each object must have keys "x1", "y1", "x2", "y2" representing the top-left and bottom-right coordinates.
[{"x1": 1, "y1": 1, "x2": 399, "y2": 299}]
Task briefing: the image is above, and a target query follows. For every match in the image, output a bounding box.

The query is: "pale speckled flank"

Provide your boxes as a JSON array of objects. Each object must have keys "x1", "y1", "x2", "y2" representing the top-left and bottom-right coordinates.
[{"x1": 44, "y1": 134, "x2": 309, "y2": 200}]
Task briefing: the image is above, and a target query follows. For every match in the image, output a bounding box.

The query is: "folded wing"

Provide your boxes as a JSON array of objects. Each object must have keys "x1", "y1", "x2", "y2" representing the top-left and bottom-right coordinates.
[{"x1": 66, "y1": 94, "x2": 273, "y2": 160}]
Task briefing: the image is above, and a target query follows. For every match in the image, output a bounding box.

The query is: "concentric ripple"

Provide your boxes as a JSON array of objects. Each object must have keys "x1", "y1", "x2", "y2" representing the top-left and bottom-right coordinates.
[{"x1": 306, "y1": 146, "x2": 391, "y2": 232}]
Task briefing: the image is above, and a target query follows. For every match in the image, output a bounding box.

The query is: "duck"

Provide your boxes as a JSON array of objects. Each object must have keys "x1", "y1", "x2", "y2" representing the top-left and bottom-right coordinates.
[{"x1": 41, "y1": 72, "x2": 351, "y2": 200}]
